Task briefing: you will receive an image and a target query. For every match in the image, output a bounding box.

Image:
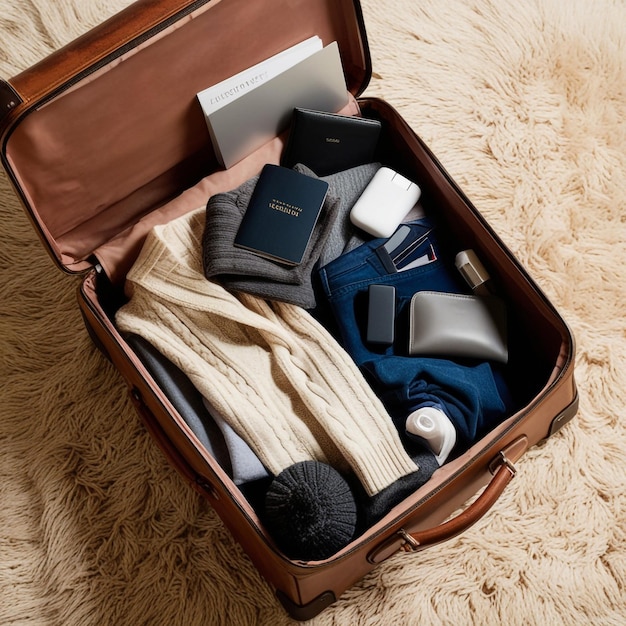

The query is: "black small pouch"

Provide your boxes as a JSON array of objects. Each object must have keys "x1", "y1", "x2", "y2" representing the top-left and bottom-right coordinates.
[{"x1": 281, "y1": 107, "x2": 382, "y2": 176}]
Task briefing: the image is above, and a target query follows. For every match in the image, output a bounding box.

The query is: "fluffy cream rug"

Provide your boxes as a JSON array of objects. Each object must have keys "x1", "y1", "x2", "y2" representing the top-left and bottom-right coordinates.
[{"x1": 1, "y1": 0, "x2": 625, "y2": 624}]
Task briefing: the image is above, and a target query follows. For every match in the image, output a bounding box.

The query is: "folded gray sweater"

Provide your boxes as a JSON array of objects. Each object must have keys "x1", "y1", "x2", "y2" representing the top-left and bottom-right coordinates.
[{"x1": 202, "y1": 163, "x2": 379, "y2": 307}]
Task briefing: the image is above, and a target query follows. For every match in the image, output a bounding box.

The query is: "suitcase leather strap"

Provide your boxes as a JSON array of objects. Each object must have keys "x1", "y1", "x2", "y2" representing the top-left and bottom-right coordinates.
[{"x1": 368, "y1": 437, "x2": 526, "y2": 564}]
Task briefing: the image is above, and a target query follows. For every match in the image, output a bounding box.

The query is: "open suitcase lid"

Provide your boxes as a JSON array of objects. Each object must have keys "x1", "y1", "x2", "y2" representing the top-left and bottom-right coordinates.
[{"x1": 0, "y1": 0, "x2": 371, "y2": 274}]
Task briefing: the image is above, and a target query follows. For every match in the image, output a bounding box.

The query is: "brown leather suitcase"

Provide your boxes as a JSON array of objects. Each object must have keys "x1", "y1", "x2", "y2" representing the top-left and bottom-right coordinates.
[{"x1": 0, "y1": 0, "x2": 578, "y2": 620}]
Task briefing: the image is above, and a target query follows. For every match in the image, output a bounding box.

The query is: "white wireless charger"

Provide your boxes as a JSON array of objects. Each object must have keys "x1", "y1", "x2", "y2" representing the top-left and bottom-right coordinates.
[
  {"x1": 405, "y1": 407, "x2": 457, "y2": 466},
  {"x1": 350, "y1": 166, "x2": 421, "y2": 238}
]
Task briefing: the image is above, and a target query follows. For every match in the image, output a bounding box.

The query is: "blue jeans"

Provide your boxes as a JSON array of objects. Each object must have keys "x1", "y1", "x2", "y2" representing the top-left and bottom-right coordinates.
[{"x1": 315, "y1": 219, "x2": 513, "y2": 447}]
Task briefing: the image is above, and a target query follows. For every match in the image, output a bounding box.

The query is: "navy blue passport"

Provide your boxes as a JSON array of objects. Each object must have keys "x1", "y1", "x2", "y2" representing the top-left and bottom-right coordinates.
[{"x1": 234, "y1": 164, "x2": 329, "y2": 265}]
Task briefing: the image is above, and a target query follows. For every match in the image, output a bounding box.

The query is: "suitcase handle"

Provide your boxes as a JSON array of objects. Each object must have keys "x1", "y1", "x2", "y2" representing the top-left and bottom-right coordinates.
[{"x1": 367, "y1": 450, "x2": 519, "y2": 564}]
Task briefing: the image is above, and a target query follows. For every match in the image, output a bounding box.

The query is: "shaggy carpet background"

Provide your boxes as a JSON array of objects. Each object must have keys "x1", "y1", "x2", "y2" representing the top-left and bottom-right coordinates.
[{"x1": 1, "y1": 0, "x2": 625, "y2": 624}]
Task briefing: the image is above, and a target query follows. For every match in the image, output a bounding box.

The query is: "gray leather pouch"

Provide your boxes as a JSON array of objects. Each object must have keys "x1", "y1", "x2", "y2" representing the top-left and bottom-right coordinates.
[{"x1": 408, "y1": 291, "x2": 508, "y2": 363}]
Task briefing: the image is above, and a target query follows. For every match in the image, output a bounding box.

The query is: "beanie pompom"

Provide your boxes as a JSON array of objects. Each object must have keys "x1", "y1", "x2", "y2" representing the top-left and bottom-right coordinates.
[{"x1": 264, "y1": 461, "x2": 357, "y2": 561}]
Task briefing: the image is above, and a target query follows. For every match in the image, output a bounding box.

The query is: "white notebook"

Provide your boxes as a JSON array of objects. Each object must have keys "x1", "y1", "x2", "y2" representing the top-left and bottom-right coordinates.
[
  {"x1": 198, "y1": 41, "x2": 349, "y2": 168},
  {"x1": 197, "y1": 36, "x2": 323, "y2": 116}
]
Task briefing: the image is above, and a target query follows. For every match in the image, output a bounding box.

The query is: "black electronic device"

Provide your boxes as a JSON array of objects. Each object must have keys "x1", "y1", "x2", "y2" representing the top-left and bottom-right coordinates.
[{"x1": 366, "y1": 284, "x2": 396, "y2": 345}]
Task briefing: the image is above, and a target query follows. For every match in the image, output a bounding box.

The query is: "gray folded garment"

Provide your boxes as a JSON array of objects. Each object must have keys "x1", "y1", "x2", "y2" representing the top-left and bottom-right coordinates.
[
  {"x1": 202, "y1": 162, "x2": 380, "y2": 308},
  {"x1": 202, "y1": 398, "x2": 270, "y2": 486}
]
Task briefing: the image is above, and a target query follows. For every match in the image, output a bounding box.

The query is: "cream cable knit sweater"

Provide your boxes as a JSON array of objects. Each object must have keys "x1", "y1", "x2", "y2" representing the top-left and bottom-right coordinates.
[{"x1": 116, "y1": 208, "x2": 418, "y2": 496}]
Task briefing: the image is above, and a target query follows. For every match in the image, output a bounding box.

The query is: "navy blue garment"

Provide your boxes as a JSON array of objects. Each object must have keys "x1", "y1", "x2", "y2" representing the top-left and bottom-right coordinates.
[
  {"x1": 316, "y1": 218, "x2": 514, "y2": 450},
  {"x1": 362, "y1": 356, "x2": 511, "y2": 445}
]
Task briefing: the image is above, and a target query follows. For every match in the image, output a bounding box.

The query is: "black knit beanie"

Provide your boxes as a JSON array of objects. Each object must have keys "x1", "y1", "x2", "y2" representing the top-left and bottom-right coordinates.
[{"x1": 263, "y1": 461, "x2": 357, "y2": 561}]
